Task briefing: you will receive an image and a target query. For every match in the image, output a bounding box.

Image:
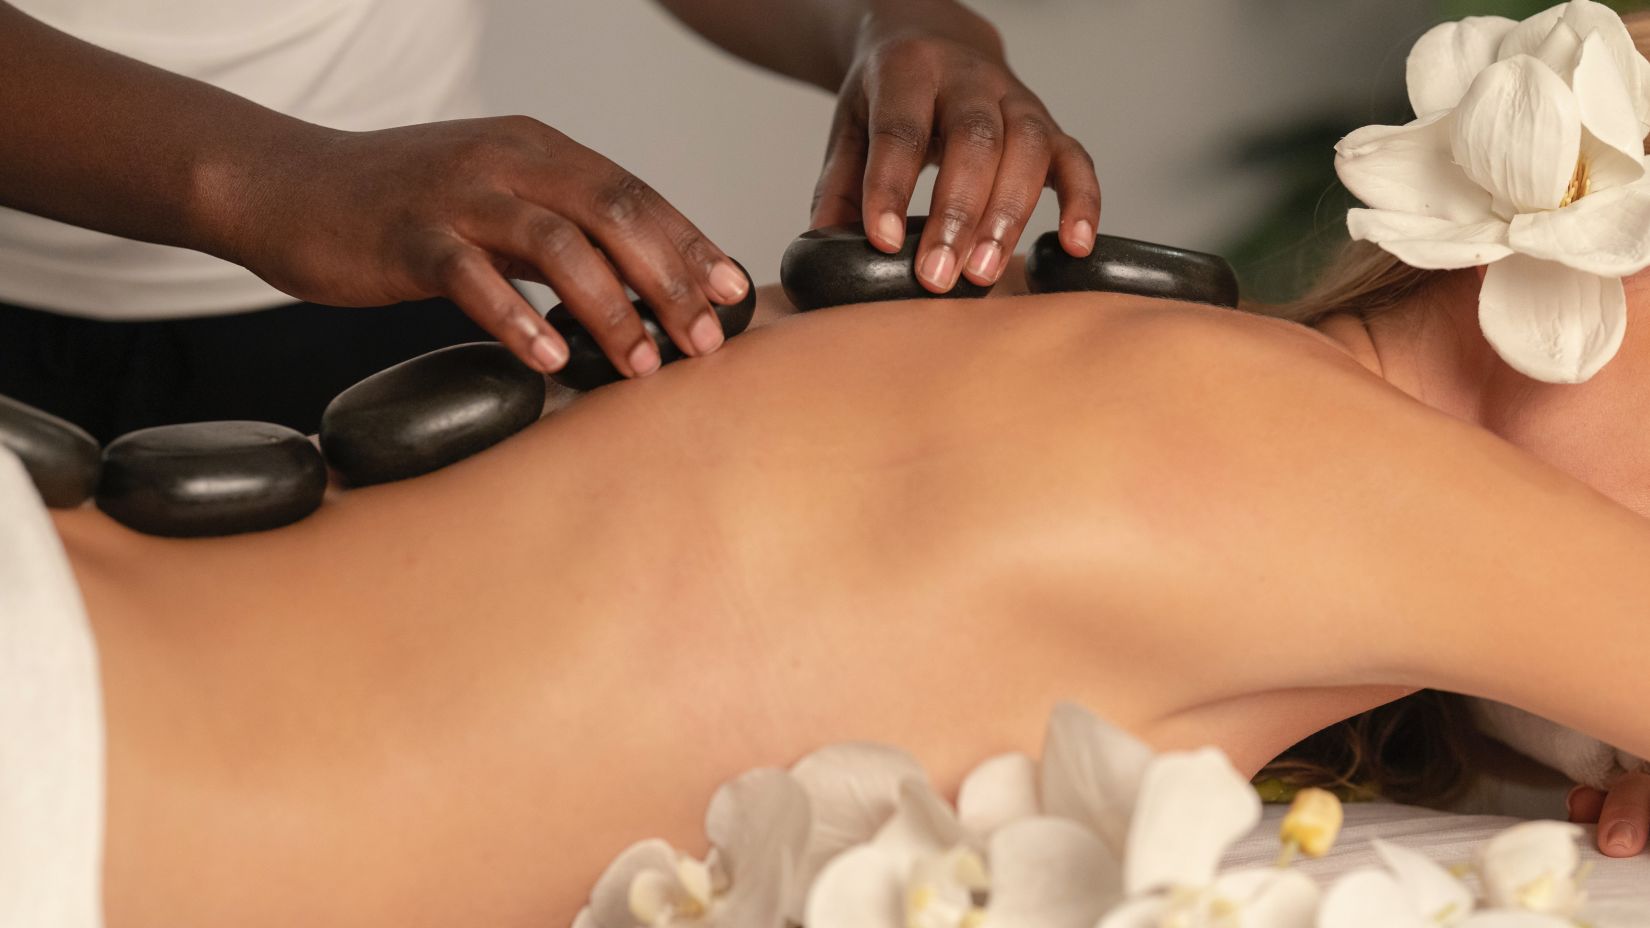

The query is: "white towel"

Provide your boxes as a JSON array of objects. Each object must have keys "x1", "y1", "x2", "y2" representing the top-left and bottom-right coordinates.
[
  {"x1": 1469, "y1": 697, "x2": 1645, "y2": 791},
  {"x1": 0, "y1": 449, "x2": 104, "y2": 927}
]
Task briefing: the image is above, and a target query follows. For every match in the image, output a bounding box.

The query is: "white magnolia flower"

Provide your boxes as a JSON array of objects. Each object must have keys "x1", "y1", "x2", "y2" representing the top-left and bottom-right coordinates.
[
  {"x1": 804, "y1": 778, "x2": 1118, "y2": 928},
  {"x1": 583, "y1": 768, "x2": 810, "y2": 928},
  {"x1": 1093, "y1": 750, "x2": 1318, "y2": 928},
  {"x1": 1336, "y1": 0, "x2": 1650, "y2": 383}
]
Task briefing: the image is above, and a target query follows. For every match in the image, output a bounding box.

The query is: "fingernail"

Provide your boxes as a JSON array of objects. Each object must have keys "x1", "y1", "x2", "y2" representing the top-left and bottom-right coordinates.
[
  {"x1": 876, "y1": 212, "x2": 905, "y2": 250},
  {"x1": 529, "y1": 335, "x2": 566, "y2": 373},
  {"x1": 1070, "y1": 220, "x2": 1096, "y2": 255},
  {"x1": 967, "y1": 241, "x2": 1003, "y2": 283},
  {"x1": 689, "y1": 311, "x2": 724, "y2": 355},
  {"x1": 709, "y1": 262, "x2": 748, "y2": 304},
  {"x1": 919, "y1": 246, "x2": 957, "y2": 291},
  {"x1": 1606, "y1": 821, "x2": 1638, "y2": 854},
  {"x1": 628, "y1": 340, "x2": 661, "y2": 377},
  {"x1": 1565, "y1": 786, "x2": 1584, "y2": 820}
]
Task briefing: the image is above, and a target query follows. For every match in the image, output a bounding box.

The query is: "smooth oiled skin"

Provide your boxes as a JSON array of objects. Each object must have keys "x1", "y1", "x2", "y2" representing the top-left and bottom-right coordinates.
[{"x1": 55, "y1": 289, "x2": 1650, "y2": 927}]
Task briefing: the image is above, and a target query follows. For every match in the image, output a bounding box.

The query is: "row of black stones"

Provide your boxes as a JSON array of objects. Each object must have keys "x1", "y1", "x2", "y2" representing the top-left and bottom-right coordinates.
[
  {"x1": 0, "y1": 272, "x2": 756, "y2": 537},
  {"x1": 4, "y1": 226, "x2": 1238, "y2": 537},
  {"x1": 779, "y1": 218, "x2": 1240, "y2": 311}
]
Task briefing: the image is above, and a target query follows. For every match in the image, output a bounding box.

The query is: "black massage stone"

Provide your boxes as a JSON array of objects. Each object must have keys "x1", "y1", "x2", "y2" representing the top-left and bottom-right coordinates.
[
  {"x1": 547, "y1": 264, "x2": 757, "y2": 392},
  {"x1": 320, "y1": 342, "x2": 545, "y2": 487},
  {"x1": 97, "y1": 421, "x2": 325, "y2": 537},
  {"x1": 0, "y1": 394, "x2": 100, "y2": 509},
  {"x1": 780, "y1": 216, "x2": 992, "y2": 312},
  {"x1": 1025, "y1": 232, "x2": 1240, "y2": 308}
]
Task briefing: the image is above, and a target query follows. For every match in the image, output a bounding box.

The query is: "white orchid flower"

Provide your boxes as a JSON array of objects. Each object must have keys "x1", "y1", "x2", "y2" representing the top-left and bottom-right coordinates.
[
  {"x1": 1092, "y1": 750, "x2": 1318, "y2": 928},
  {"x1": 784, "y1": 742, "x2": 931, "y2": 922},
  {"x1": 1475, "y1": 822, "x2": 1588, "y2": 917},
  {"x1": 583, "y1": 768, "x2": 810, "y2": 928},
  {"x1": 1337, "y1": 0, "x2": 1650, "y2": 383},
  {"x1": 804, "y1": 778, "x2": 1119, "y2": 928},
  {"x1": 1318, "y1": 838, "x2": 1566, "y2": 928}
]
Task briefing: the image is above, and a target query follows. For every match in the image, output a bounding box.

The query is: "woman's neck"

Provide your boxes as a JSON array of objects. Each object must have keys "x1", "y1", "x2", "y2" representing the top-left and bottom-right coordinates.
[{"x1": 1319, "y1": 269, "x2": 1650, "y2": 516}]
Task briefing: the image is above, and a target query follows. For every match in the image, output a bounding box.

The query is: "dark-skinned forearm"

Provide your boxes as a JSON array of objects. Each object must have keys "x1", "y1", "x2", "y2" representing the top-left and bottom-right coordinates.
[
  {"x1": 650, "y1": 0, "x2": 1003, "y2": 91},
  {"x1": 0, "y1": 2, "x2": 320, "y2": 265}
]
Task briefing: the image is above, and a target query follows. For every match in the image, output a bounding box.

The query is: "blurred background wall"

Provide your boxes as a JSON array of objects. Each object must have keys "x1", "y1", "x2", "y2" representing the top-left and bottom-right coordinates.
[{"x1": 479, "y1": 0, "x2": 1645, "y2": 301}]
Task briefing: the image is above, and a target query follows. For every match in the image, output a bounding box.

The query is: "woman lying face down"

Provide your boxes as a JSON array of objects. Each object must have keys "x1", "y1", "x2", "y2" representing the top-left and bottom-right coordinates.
[
  {"x1": 39, "y1": 240, "x2": 1650, "y2": 926},
  {"x1": 32, "y1": 7, "x2": 1650, "y2": 925}
]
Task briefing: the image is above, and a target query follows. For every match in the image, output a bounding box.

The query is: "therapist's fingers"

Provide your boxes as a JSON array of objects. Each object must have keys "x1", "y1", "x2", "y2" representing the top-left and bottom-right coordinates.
[
  {"x1": 810, "y1": 101, "x2": 871, "y2": 230},
  {"x1": 511, "y1": 148, "x2": 747, "y2": 366},
  {"x1": 860, "y1": 56, "x2": 939, "y2": 255},
  {"x1": 463, "y1": 197, "x2": 656, "y2": 377},
  {"x1": 432, "y1": 242, "x2": 568, "y2": 375},
  {"x1": 916, "y1": 96, "x2": 1006, "y2": 294},
  {"x1": 959, "y1": 101, "x2": 1056, "y2": 287},
  {"x1": 1597, "y1": 770, "x2": 1650, "y2": 857},
  {"x1": 568, "y1": 171, "x2": 735, "y2": 364},
  {"x1": 1567, "y1": 784, "x2": 1606, "y2": 823},
  {"x1": 1049, "y1": 132, "x2": 1102, "y2": 258}
]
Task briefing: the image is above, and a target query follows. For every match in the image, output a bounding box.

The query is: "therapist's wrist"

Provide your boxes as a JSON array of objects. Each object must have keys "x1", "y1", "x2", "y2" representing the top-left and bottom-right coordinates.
[
  {"x1": 182, "y1": 113, "x2": 343, "y2": 272},
  {"x1": 852, "y1": 0, "x2": 1005, "y2": 70}
]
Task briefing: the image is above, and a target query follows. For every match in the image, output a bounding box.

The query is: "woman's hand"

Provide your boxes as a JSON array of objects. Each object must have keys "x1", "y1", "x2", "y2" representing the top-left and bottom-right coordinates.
[
  {"x1": 219, "y1": 117, "x2": 750, "y2": 377},
  {"x1": 1567, "y1": 771, "x2": 1650, "y2": 856},
  {"x1": 809, "y1": 1, "x2": 1101, "y2": 293}
]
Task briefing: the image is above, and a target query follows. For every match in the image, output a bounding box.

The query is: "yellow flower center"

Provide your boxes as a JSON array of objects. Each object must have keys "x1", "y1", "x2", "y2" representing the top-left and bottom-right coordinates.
[{"x1": 1561, "y1": 156, "x2": 1592, "y2": 208}]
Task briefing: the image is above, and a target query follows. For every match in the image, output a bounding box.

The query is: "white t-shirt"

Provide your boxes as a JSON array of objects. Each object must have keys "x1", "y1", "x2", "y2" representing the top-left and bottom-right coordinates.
[{"x1": 0, "y1": 0, "x2": 487, "y2": 319}]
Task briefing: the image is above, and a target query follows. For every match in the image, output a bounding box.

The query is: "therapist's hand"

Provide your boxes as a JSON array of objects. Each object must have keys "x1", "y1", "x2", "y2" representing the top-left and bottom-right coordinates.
[
  {"x1": 809, "y1": 1, "x2": 1101, "y2": 292},
  {"x1": 1566, "y1": 770, "x2": 1650, "y2": 856},
  {"x1": 228, "y1": 117, "x2": 749, "y2": 377}
]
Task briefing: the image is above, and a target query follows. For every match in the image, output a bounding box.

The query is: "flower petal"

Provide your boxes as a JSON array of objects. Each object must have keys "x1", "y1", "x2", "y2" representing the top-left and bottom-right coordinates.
[
  {"x1": 1122, "y1": 747, "x2": 1261, "y2": 896},
  {"x1": 1407, "y1": 16, "x2": 1518, "y2": 116},
  {"x1": 1372, "y1": 839, "x2": 1474, "y2": 925},
  {"x1": 1530, "y1": 20, "x2": 1583, "y2": 82},
  {"x1": 572, "y1": 908, "x2": 597, "y2": 928},
  {"x1": 957, "y1": 752, "x2": 1040, "y2": 838},
  {"x1": 1039, "y1": 702, "x2": 1153, "y2": 853},
  {"x1": 1478, "y1": 255, "x2": 1626, "y2": 384},
  {"x1": 803, "y1": 844, "x2": 906, "y2": 928},
  {"x1": 1348, "y1": 208, "x2": 1512, "y2": 269},
  {"x1": 1093, "y1": 896, "x2": 1170, "y2": 928},
  {"x1": 1572, "y1": 32, "x2": 1648, "y2": 190},
  {"x1": 704, "y1": 768, "x2": 810, "y2": 927},
  {"x1": 1556, "y1": 0, "x2": 1650, "y2": 125},
  {"x1": 1497, "y1": 5, "x2": 1566, "y2": 62},
  {"x1": 1508, "y1": 181, "x2": 1650, "y2": 276},
  {"x1": 1336, "y1": 112, "x2": 1495, "y2": 223},
  {"x1": 1476, "y1": 821, "x2": 1585, "y2": 914},
  {"x1": 872, "y1": 780, "x2": 968, "y2": 866},
  {"x1": 588, "y1": 839, "x2": 679, "y2": 928},
  {"x1": 1317, "y1": 870, "x2": 1428, "y2": 928},
  {"x1": 1452, "y1": 55, "x2": 1582, "y2": 213},
  {"x1": 787, "y1": 743, "x2": 927, "y2": 922},
  {"x1": 1211, "y1": 869, "x2": 1320, "y2": 928},
  {"x1": 984, "y1": 817, "x2": 1122, "y2": 928}
]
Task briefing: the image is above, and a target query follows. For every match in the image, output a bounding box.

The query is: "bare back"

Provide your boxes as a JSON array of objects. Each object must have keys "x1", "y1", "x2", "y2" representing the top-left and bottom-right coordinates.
[{"x1": 55, "y1": 292, "x2": 1638, "y2": 927}]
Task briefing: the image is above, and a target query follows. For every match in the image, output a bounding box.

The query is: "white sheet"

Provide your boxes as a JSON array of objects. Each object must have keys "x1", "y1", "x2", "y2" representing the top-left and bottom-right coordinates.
[
  {"x1": 1225, "y1": 800, "x2": 1650, "y2": 904},
  {"x1": 0, "y1": 449, "x2": 104, "y2": 928}
]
